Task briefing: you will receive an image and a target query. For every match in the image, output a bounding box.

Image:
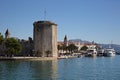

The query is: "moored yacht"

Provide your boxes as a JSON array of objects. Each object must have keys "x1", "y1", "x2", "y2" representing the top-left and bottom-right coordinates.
[
  {"x1": 104, "y1": 48, "x2": 115, "y2": 57},
  {"x1": 85, "y1": 49, "x2": 97, "y2": 57},
  {"x1": 97, "y1": 49, "x2": 105, "y2": 56}
]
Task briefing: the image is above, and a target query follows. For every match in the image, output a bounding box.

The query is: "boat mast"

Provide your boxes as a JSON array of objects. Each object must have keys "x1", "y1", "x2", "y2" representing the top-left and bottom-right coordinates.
[{"x1": 109, "y1": 41, "x2": 113, "y2": 48}]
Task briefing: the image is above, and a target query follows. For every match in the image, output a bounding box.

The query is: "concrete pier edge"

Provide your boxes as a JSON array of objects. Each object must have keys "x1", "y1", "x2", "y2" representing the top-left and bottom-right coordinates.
[{"x1": 0, "y1": 57, "x2": 58, "y2": 61}]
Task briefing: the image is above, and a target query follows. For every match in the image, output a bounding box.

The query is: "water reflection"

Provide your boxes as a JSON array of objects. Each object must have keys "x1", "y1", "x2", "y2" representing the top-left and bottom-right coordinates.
[
  {"x1": 31, "y1": 60, "x2": 58, "y2": 80},
  {"x1": 0, "y1": 61, "x2": 22, "y2": 80},
  {"x1": 0, "y1": 56, "x2": 120, "y2": 80},
  {"x1": 0, "y1": 60, "x2": 58, "y2": 80}
]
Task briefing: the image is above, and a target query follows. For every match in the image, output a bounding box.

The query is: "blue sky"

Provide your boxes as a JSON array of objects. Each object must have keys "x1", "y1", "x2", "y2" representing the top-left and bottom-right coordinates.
[{"x1": 0, "y1": 0, "x2": 120, "y2": 44}]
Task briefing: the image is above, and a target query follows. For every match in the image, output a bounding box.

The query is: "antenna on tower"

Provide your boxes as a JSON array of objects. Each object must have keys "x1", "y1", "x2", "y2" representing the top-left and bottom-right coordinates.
[{"x1": 44, "y1": 10, "x2": 46, "y2": 21}]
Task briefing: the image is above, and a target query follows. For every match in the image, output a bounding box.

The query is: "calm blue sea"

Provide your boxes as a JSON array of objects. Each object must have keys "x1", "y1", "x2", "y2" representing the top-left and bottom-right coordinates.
[{"x1": 0, "y1": 55, "x2": 120, "y2": 80}]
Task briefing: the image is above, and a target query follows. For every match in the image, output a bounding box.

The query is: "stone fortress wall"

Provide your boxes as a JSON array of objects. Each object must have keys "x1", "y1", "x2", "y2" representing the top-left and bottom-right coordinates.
[{"x1": 33, "y1": 21, "x2": 57, "y2": 57}]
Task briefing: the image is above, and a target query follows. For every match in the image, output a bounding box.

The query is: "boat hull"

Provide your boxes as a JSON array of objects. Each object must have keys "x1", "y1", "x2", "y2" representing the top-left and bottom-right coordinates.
[
  {"x1": 106, "y1": 53, "x2": 115, "y2": 57},
  {"x1": 104, "y1": 48, "x2": 116, "y2": 57}
]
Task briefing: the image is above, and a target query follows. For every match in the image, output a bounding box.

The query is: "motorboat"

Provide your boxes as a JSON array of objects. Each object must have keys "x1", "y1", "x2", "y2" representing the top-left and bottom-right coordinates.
[
  {"x1": 97, "y1": 49, "x2": 105, "y2": 56},
  {"x1": 85, "y1": 49, "x2": 97, "y2": 57},
  {"x1": 104, "y1": 48, "x2": 115, "y2": 57}
]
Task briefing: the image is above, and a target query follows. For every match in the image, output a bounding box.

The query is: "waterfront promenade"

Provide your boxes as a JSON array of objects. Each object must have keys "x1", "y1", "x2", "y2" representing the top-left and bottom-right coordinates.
[
  {"x1": 0, "y1": 53, "x2": 79, "y2": 60},
  {"x1": 0, "y1": 57, "x2": 58, "y2": 60},
  {"x1": 0, "y1": 56, "x2": 77, "y2": 60}
]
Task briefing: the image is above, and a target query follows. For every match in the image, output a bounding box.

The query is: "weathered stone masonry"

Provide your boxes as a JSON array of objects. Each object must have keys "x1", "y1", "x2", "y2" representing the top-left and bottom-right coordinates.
[{"x1": 33, "y1": 21, "x2": 57, "y2": 57}]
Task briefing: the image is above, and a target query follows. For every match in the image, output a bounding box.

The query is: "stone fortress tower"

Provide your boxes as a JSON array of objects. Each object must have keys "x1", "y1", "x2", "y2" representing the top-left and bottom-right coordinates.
[{"x1": 33, "y1": 21, "x2": 57, "y2": 57}]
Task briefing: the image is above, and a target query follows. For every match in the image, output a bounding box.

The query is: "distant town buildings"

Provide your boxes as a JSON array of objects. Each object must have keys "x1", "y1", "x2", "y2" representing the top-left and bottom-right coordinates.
[
  {"x1": 58, "y1": 35, "x2": 84, "y2": 53},
  {"x1": 58, "y1": 35, "x2": 99, "y2": 53}
]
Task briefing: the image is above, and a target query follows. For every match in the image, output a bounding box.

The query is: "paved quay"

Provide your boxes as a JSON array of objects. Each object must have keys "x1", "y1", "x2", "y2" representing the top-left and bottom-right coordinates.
[
  {"x1": 0, "y1": 55, "x2": 79, "y2": 60},
  {"x1": 0, "y1": 57, "x2": 58, "y2": 61}
]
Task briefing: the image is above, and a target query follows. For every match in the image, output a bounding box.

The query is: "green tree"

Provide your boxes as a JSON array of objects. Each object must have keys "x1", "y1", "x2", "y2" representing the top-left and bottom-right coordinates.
[
  {"x1": 62, "y1": 44, "x2": 67, "y2": 52},
  {"x1": 67, "y1": 44, "x2": 78, "y2": 53},
  {"x1": 5, "y1": 38, "x2": 21, "y2": 56},
  {"x1": 0, "y1": 33, "x2": 4, "y2": 45},
  {"x1": 80, "y1": 46, "x2": 88, "y2": 51},
  {"x1": 57, "y1": 45, "x2": 61, "y2": 52},
  {"x1": 57, "y1": 45, "x2": 63, "y2": 53}
]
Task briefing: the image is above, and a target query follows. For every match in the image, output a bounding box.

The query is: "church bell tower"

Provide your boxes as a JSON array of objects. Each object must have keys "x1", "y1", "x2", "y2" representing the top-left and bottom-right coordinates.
[{"x1": 5, "y1": 29, "x2": 10, "y2": 38}]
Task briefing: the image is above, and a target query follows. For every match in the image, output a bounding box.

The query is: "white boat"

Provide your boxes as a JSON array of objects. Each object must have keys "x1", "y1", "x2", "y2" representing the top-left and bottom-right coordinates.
[
  {"x1": 97, "y1": 49, "x2": 105, "y2": 56},
  {"x1": 86, "y1": 49, "x2": 97, "y2": 57},
  {"x1": 104, "y1": 48, "x2": 115, "y2": 57}
]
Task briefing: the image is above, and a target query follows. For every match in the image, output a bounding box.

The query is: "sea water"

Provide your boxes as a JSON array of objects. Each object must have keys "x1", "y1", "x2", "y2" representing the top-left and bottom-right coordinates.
[{"x1": 0, "y1": 55, "x2": 120, "y2": 80}]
